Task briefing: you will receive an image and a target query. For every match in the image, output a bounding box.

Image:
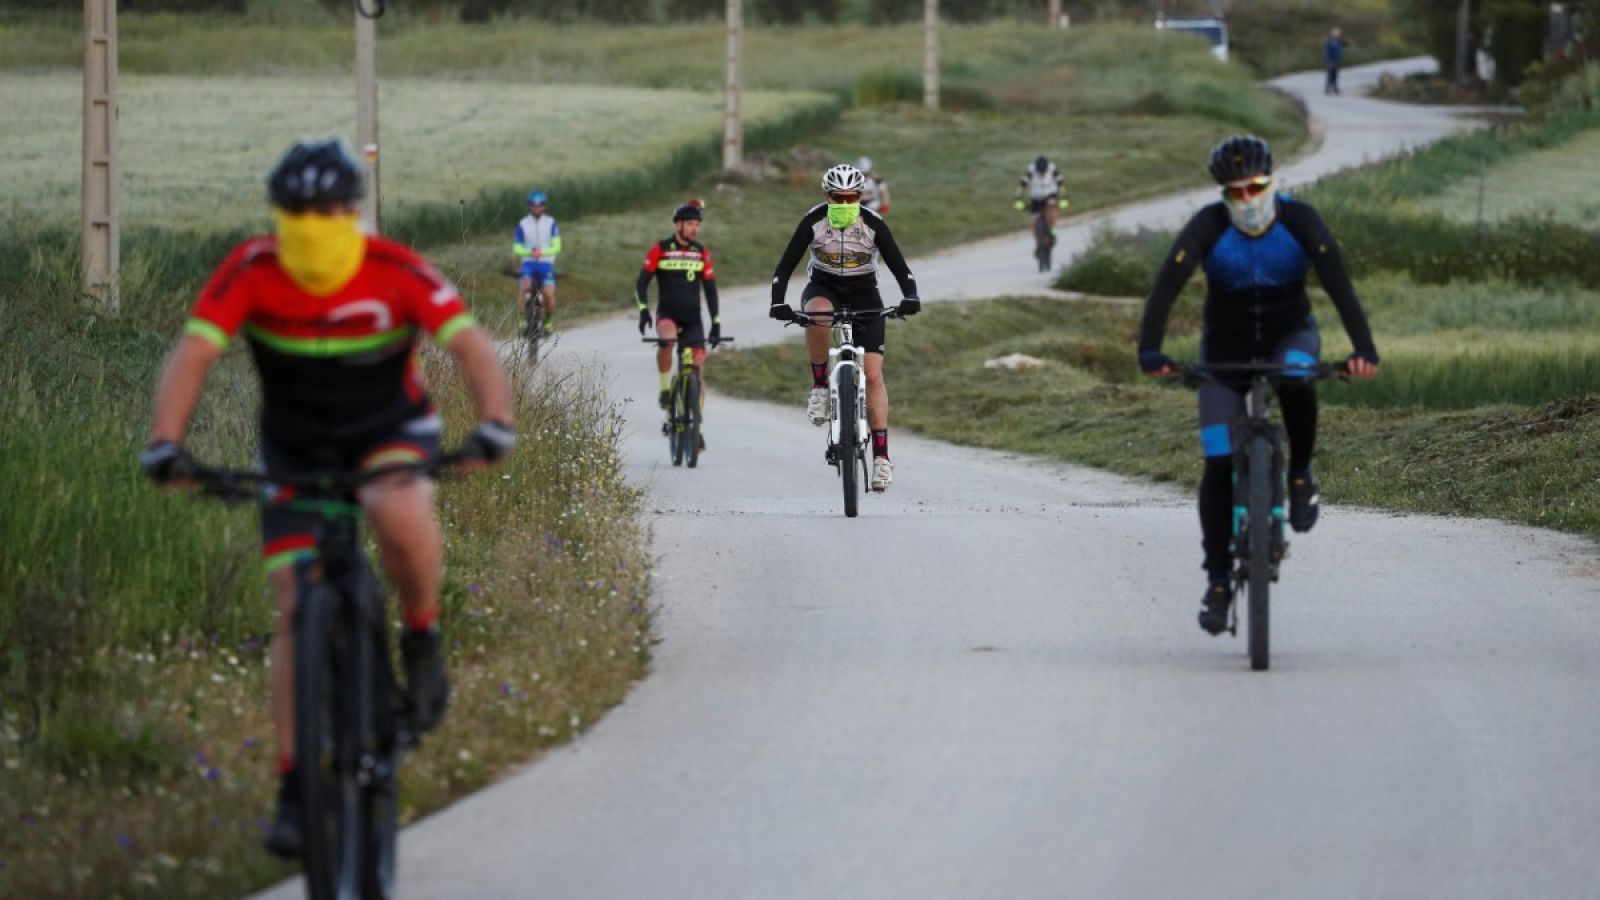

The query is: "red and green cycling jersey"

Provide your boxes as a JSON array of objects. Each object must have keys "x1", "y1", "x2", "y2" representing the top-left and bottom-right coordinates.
[{"x1": 185, "y1": 235, "x2": 476, "y2": 445}]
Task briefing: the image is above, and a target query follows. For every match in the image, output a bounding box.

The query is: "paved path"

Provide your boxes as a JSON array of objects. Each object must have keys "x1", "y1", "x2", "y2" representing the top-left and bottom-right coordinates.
[{"x1": 255, "y1": 58, "x2": 1599, "y2": 900}]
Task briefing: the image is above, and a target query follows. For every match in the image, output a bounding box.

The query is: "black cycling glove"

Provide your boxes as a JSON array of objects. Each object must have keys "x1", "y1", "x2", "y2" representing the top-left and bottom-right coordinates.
[
  {"x1": 463, "y1": 421, "x2": 516, "y2": 463},
  {"x1": 769, "y1": 304, "x2": 796, "y2": 322},
  {"x1": 638, "y1": 308, "x2": 652, "y2": 336},
  {"x1": 141, "y1": 440, "x2": 198, "y2": 485},
  {"x1": 897, "y1": 297, "x2": 922, "y2": 317},
  {"x1": 1138, "y1": 350, "x2": 1175, "y2": 374},
  {"x1": 709, "y1": 321, "x2": 723, "y2": 345}
]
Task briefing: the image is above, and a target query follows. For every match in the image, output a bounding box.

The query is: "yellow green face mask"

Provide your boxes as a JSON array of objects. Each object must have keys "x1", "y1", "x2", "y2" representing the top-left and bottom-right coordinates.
[
  {"x1": 272, "y1": 210, "x2": 365, "y2": 295},
  {"x1": 827, "y1": 202, "x2": 861, "y2": 230}
]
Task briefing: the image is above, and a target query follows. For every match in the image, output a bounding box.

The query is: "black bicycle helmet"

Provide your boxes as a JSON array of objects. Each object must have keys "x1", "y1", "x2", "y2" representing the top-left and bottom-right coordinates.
[
  {"x1": 1034, "y1": 155, "x2": 1050, "y2": 173},
  {"x1": 672, "y1": 200, "x2": 704, "y2": 222},
  {"x1": 267, "y1": 138, "x2": 365, "y2": 211},
  {"x1": 1208, "y1": 135, "x2": 1273, "y2": 184}
]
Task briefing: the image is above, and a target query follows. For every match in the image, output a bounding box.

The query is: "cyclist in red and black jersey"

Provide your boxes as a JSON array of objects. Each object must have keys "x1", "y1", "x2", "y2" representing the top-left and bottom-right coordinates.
[
  {"x1": 636, "y1": 200, "x2": 721, "y2": 420},
  {"x1": 140, "y1": 139, "x2": 515, "y2": 858}
]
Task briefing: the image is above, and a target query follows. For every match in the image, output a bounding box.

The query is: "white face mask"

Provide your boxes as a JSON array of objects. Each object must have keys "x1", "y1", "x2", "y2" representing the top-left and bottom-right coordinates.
[{"x1": 1224, "y1": 177, "x2": 1277, "y2": 236}]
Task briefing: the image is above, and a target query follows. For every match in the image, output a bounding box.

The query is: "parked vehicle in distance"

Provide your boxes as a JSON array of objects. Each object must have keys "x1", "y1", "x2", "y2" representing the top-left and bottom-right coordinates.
[{"x1": 1155, "y1": 16, "x2": 1230, "y2": 63}]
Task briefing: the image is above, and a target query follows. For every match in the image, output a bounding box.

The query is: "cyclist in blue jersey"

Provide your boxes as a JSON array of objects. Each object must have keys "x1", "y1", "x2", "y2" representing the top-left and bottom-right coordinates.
[
  {"x1": 1137, "y1": 135, "x2": 1379, "y2": 635},
  {"x1": 515, "y1": 190, "x2": 561, "y2": 332}
]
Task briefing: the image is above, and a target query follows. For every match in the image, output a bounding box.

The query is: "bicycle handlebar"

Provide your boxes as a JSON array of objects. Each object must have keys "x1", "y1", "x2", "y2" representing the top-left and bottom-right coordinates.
[
  {"x1": 1172, "y1": 360, "x2": 1350, "y2": 389},
  {"x1": 639, "y1": 337, "x2": 735, "y2": 347},
  {"x1": 787, "y1": 308, "x2": 904, "y2": 327},
  {"x1": 188, "y1": 450, "x2": 472, "y2": 505}
]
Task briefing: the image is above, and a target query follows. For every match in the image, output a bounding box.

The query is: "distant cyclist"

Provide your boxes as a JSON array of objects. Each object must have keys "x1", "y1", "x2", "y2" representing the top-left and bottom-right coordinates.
[
  {"x1": 856, "y1": 156, "x2": 891, "y2": 214},
  {"x1": 1136, "y1": 135, "x2": 1378, "y2": 635},
  {"x1": 140, "y1": 138, "x2": 515, "y2": 857},
  {"x1": 514, "y1": 190, "x2": 561, "y2": 332},
  {"x1": 636, "y1": 199, "x2": 722, "y2": 444},
  {"x1": 769, "y1": 163, "x2": 920, "y2": 493},
  {"x1": 1015, "y1": 155, "x2": 1067, "y2": 230}
]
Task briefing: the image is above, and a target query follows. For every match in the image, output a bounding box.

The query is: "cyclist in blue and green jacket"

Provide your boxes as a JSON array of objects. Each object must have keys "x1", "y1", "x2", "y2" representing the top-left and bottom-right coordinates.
[
  {"x1": 1137, "y1": 135, "x2": 1379, "y2": 635},
  {"x1": 515, "y1": 190, "x2": 561, "y2": 332}
]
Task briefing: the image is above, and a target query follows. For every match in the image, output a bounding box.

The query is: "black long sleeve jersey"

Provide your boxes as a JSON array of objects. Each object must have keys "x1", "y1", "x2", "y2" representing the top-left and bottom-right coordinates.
[
  {"x1": 769, "y1": 204, "x2": 918, "y2": 306},
  {"x1": 635, "y1": 238, "x2": 720, "y2": 320},
  {"x1": 1138, "y1": 197, "x2": 1378, "y2": 360}
]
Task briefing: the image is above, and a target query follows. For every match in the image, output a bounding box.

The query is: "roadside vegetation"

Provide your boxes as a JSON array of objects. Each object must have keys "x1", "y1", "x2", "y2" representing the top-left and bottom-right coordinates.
[
  {"x1": 0, "y1": 10, "x2": 1314, "y2": 896},
  {"x1": 713, "y1": 110, "x2": 1600, "y2": 544}
]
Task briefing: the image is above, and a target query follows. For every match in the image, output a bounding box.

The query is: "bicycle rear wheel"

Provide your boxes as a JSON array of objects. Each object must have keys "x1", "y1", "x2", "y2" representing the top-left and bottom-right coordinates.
[
  {"x1": 837, "y1": 366, "x2": 859, "y2": 518},
  {"x1": 293, "y1": 583, "x2": 353, "y2": 900},
  {"x1": 683, "y1": 373, "x2": 701, "y2": 469},
  {"x1": 1245, "y1": 435, "x2": 1274, "y2": 671}
]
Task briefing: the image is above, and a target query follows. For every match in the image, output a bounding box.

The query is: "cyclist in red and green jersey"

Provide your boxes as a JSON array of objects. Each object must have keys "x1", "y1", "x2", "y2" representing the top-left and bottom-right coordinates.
[{"x1": 140, "y1": 139, "x2": 515, "y2": 858}]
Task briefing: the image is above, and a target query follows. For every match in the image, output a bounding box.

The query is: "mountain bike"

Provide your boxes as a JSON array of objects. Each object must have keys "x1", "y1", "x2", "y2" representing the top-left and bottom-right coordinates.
[
  {"x1": 789, "y1": 307, "x2": 901, "y2": 518},
  {"x1": 1030, "y1": 205, "x2": 1055, "y2": 272},
  {"x1": 642, "y1": 335, "x2": 732, "y2": 468},
  {"x1": 521, "y1": 268, "x2": 550, "y2": 363},
  {"x1": 1177, "y1": 361, "x2": 1348, "y2": 671},
  {"x1": 190, "y1": 451, "x2": 466, "y2": 900}
]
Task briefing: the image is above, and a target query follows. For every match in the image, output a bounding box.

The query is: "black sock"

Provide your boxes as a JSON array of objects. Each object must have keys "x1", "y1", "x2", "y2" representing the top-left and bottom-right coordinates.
[
  {"x1": 872, "y1": 430, "x2": 889, "y2": 459},
  {"x1": 811, "y1": 363, "x2": 828, "y2": 388}
]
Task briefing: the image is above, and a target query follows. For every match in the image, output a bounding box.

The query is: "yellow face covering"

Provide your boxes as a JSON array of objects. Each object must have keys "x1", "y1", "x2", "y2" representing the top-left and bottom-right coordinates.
[{"x1": 273, "y1": 210, "x2": 366, "y2": 296}]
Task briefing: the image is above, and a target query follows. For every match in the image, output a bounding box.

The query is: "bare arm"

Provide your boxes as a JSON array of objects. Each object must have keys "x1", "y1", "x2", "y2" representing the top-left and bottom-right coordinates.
[
  {"x1": 148, "y1": 335, "x2": 224, "y2": 444},
  {"x1": 445, "y1": 325, "x2": 514, "y2": 426}
]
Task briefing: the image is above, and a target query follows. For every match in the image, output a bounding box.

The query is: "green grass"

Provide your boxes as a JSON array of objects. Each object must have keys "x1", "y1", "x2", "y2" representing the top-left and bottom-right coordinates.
[
  {"x1": 711, "y1": 294, "x2": 1600, "y2": 539},
  {"x1": 1, "y1": 72, "x2": 832, "y2": 234},
  {"x1": 1412, "y1": 130, "x2": 1600, "y2": 228}
]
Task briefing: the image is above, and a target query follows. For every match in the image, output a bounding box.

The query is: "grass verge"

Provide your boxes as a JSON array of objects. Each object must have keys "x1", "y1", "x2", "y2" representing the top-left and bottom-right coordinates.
[{"x1": 710, "y1": 295, "x2": 1600, "y2": 540}]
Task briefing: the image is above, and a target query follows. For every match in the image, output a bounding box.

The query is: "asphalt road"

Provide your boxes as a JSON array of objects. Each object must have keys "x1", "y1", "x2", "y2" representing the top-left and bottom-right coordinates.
[{"x1": 255, "y1": 59, "x2": 1599, "y2": 899}]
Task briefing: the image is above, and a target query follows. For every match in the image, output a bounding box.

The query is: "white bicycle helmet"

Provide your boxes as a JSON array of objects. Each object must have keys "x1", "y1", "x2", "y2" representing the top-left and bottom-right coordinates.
[
  {"x1": 821, "y1": 164, "x2": 866, "y2": 194},
  {"x1": 855, "y1": 156, "x2": 873, "y2": 173}
]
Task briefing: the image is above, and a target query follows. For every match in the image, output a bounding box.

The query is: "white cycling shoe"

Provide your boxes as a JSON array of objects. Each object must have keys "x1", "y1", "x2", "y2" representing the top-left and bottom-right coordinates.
[
  {"x1": 806, "y1": 388, "x2": 829, "y2": 426},
  {"x1": 871, "y1": 457, "x2": 893, "y2": 493}
]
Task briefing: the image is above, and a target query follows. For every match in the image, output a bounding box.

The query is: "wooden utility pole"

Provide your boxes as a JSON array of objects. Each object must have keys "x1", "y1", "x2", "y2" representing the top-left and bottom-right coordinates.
[
  {"x1": 355, "y1": 4, "x2": 381, "y2": 232},
  {"x1": 723, "y1": 0, "x2": 743, "y2": 171},
  {"x1": 82, "y1": 0, "x2": 119, "y2": 312},
  {"x1": 923, "y1": 0, "x2": 939, "y2": 111},
  {"x1": 1454, "y1": 0, "x2": 1472, "y2": 86},
  {"x1": 1048, "y1": 0, "x2": 1062, "y2": 28}
]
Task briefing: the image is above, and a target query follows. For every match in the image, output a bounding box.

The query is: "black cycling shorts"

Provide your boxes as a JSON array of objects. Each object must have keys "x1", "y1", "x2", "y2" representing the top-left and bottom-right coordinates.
[
  {"x1": 801, "y1": 278, "x2": 886, "y2": 354},
  {"x1": 257, "y1": 414, "x2": 443, "y2": 573},
  {"x1": 656, "y1": 302, "x2": 705, "y2": 348},
  {"x1": 1028, "y1": 195, "x2": 1059, "y2": 215}
]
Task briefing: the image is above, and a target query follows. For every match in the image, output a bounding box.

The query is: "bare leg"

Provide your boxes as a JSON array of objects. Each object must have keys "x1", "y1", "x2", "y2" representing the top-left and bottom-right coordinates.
[
  {"x1": 360, "y1": 476, "x2": 443, "y2": 625},
  {"x1": 269, "y1": 568, "x2": 296, "y2": 771},
  {"x1": 864, "y1": 352, "x2": 889, "y2": 431},
  {"x1": 803, "y1": 295, "x2": 835, "y2": 366}
]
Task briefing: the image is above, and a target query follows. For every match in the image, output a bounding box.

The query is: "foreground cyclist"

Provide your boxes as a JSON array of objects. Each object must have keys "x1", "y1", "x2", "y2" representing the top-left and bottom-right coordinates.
[
  {"x1": 637, "y1": 199, "x2": 721, "y2": 446},
  {"x1": 1136, "y1": 135, "x2": 1379, "y2": 635},
  {"x1": 769, "y1": 163, "x2": 921, "y2": 493},
  {"x1": 140, "y1": 138, "x2": 516, "y2": 856},
  {"x1": 515, "y1": 189, "x2": 561, "y2": 333}
]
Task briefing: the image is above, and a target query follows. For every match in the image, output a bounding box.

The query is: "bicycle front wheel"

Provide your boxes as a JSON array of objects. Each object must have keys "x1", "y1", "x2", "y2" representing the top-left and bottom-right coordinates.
[
  {"x1": 682, "y1": 373, "x2": 701, "y2": 469},
  {"x1": 293, "y1": 583, "x2": 350, "y2": 900},
  {"x1": 523, "y1": 300, "x2": 542, "y2": 364},
  {"x1": 837, "y1": 366, "x2": 859, "y2": 518},
  {"x1": 1245, "y1": 435, "x2": 1274, "y2": 671},
  {"x1": 669, "y1": 376, "x2": 685, "y2": 467}
]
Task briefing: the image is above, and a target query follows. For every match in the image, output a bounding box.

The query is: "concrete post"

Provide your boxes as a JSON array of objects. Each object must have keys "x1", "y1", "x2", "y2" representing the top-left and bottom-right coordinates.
[
  {"x1": 356, "y1": 5, "x2": 381, "y2": 233},
  {"x1": 82, "y1": 0, "x2": 119, "y2": 312},
  {"x1": 923, "y1": 0, "x2": 940, "y2": 111},
  {"x1": 723, "y1": 0, "x2": 743, "y2": 171}
]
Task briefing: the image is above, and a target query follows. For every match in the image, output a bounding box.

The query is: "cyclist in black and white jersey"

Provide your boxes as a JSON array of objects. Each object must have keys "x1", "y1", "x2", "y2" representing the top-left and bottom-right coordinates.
[
  {"x1": 1015, "y1": 155, "x2": 1067, "y2": 231},
  {"x1": 769, "y1": 163, "x2": 920, "y2": 493}
]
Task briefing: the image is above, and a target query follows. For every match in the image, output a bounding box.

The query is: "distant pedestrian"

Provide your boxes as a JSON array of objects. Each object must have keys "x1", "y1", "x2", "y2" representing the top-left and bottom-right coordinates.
[{"x1": 1324, "y1": 27, "x2": 1348, "y2": 95}]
